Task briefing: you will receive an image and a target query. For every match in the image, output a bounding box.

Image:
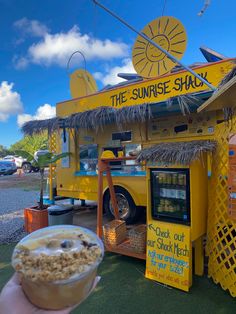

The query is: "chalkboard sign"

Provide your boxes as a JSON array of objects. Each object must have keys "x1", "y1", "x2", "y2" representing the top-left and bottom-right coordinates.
[{"x1": 145, "y1": 221, "x2": 192, "y2": 291}]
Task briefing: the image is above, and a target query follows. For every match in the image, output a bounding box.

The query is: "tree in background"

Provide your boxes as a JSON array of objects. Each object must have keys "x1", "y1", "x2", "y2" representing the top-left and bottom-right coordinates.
[
  {"x1": 0, "y1": 145, "x2": 11, "y2": 158},
  {"x1": 10, "y1": 133, "x2": 48, "y2": 155}
]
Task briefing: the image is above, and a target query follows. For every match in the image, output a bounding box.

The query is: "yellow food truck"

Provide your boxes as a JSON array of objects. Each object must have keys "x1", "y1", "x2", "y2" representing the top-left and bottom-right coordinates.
[{"x1": 52, "y1": 57, "x2": 235, "y2": 223}]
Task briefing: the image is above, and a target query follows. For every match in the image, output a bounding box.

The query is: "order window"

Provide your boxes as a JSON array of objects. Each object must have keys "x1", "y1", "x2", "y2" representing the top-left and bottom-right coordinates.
[{"x1": 79, "y1": 144, "x2": 98, "y2": 171}]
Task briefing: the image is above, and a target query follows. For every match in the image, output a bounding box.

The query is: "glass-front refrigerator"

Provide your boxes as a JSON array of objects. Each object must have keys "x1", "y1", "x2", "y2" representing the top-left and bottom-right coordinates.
[{"x1": 150, "y1": 168, "x2": 190, "y2": 225}]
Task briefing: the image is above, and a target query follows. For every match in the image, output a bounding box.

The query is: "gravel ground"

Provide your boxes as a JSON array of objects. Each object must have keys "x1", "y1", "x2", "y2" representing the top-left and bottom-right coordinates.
[{"x1": 0, "y1": 188, "x2": 38, "y2": 244}]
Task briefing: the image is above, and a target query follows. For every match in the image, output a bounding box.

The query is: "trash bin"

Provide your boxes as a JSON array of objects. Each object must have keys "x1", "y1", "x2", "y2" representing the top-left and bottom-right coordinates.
[{"x1": 48, "y1": 205, "x2": 74, "y2": 226}]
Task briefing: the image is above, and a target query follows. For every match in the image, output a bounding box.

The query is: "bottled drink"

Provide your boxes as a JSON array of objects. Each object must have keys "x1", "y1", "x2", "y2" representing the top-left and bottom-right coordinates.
[
  {"x1": 178, "y1": 173, "x2": 184, "y2": 185},
  {"x1": 158, "y1": 173, "x2": 163, "y2": 184},
  {"x1": 167, "y1": 173, "x2": 172, "y2": 184},
  {"x1": 177, "y1": 189, "x2": 186, "y2": 200}
]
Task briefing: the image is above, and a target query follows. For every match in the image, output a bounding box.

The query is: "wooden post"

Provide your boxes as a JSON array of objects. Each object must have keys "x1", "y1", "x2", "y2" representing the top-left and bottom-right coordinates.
[
  {"x1": 97, "y1": 159, "x2": 104, "y2": 238},
  {"x1": 96, "y1": 156, "x2": 135, "y2": 238},
  {"x1": 106, "y1": 166, "x2": 119, "y2": 219}
]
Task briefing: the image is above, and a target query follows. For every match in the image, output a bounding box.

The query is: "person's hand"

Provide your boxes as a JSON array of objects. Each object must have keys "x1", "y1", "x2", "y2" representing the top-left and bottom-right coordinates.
[{"x1": 0, "y1": 273, "x2": 100, "y2": 314}]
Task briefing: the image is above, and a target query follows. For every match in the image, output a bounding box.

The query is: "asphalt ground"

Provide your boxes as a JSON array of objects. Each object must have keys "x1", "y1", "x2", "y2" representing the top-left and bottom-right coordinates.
[{"x1": 0, "y1": 172, "x2": 40, "y2": 244}]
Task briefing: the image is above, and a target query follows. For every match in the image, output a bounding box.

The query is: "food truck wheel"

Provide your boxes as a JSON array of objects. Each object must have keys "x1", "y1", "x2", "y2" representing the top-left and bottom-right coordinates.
[{"x1": 103, "y1": 186, "x2": 138, "y2": 224}]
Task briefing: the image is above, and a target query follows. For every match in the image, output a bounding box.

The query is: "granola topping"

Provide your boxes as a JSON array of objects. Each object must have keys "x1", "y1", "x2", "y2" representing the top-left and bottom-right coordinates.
[{"x1": 13, "y1": 229, "x2": 103, "y2": 282}]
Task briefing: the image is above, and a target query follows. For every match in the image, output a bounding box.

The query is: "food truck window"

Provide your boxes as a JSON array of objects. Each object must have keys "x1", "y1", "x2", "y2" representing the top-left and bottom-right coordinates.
[
  {"x1": 125, "y1": 144, "x2": 142, "y2": 171},
  {"x1": 79, "y1": 144, "x2": 98, "y2": 171},
  {"x1": 112, "y1": 131, "x2": 132, "y2": 142}
]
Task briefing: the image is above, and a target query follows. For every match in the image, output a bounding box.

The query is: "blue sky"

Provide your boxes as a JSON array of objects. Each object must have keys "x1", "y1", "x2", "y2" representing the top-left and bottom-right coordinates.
[{"x1": 0, "y1": 0, "x2": 236, "y2": 147}]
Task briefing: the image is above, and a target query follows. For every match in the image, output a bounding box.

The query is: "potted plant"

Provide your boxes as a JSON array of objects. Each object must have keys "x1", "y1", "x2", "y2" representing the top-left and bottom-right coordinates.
[{"x1": 16, "y1": 150, "x2": 70, "y2": 233}]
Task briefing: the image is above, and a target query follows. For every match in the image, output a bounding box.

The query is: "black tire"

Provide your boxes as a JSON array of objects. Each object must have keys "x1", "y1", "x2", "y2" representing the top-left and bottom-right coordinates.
[
  {"x1": 22, "y1": 162, "x2": 32, "y2": 174},
  {"x1": 103, "y1": 186, "x2": 139, "y2": 224}
]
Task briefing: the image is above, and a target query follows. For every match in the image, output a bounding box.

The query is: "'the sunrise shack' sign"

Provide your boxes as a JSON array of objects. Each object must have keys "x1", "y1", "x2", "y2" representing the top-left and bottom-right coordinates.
[{"x1": 57, "y1": 59, "x2": 235, "y2": 117}]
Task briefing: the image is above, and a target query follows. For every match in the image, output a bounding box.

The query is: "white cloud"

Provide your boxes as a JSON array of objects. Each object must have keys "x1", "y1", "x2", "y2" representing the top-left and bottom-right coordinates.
[
  {"x1": 94, "y1": 58, "x2": 136, "y2": 86},
  {"x1": 17, "y1": 104, "x2": 56, "y2": 127},
  {"x1": 14, "y1": 18, "x2": 49, "y2": 38},
  {"x1": 0, "y1": 81, "x2": 23, "y2": 122},
  {"x1": 14, "y1": 25, "x2": 129, "y2": 68}
]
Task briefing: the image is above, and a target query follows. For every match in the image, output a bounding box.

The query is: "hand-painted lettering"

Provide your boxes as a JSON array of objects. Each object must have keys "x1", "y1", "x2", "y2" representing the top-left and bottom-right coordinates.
[
  {"x1": 173, "y1": 72, "x2": 210, "y2": 92},
  {"x1": 146, "y1": 222, "x2": 191, "y2": 291},
  {"x1": 110, "y1": 71, "x2": 211, "y2": 107},
  {"x1": 110, "y1": 91, "x2": 127, "y2": 106}
]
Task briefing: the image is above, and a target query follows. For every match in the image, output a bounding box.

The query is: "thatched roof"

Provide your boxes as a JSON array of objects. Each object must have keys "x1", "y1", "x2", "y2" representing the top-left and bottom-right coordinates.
[
  {"x1": 22, "y1": 103, "x2": 152, "y2": 135},
  {"x1": 136, "y1": 140, "x2": 217, "y2": 165},
  {"x1": 66, "y1": 103, "x2": 151, "y2": 131},
  {"x1": 22, "y1": 117, "x2": 62, "y2": 136},
  {"x1": 167, "y1": 94, "x2": 201, "y2": 115},
  {"x1": 21, "y1": 90, "x2": 211, "y2": 136}
]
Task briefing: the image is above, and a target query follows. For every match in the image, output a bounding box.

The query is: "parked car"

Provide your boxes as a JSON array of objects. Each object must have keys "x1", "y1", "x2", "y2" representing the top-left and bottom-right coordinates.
[
  {"x1": 3, "y1": 155, "x2": 26, "y2": 168},
  {"x1": 0, "y1": 160, "x2": 17, "y2": 175},
  {"x1": 3, "y1": 155, "x2": 39, "y2": 173},
  {"x1": 34, "y1": 150, "x2": 50, "y2": 160}
]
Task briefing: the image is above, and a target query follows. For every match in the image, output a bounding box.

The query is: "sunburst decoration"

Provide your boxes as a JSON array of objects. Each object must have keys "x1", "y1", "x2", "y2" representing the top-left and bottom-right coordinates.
[{"x1": 132, "y1": 16, "x2": 187, "y2": 78}]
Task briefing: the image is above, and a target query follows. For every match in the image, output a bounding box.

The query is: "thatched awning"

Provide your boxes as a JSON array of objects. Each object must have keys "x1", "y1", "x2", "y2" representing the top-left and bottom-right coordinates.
[
  {"x1": 22, "y1": 117, "x2": 62, "y2": 136},
  {"x1": 22, "y1": 103, "x2": 151, "y2": 135},
  {"x1": 66, "y1": 103, "x2": 151, "y2": 131},
  {"x1": 136, "y1": 140, "x2": 217, "y2": 165},
  {"x1": 21, "y1": 91, "x2": 212, "y2": 136}
]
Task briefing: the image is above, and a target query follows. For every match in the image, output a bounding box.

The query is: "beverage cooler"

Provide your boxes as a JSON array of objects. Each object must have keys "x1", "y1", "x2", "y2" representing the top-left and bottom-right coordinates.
[{"x1": 150, "y1": 169, "x2": 190, "y2": 225}]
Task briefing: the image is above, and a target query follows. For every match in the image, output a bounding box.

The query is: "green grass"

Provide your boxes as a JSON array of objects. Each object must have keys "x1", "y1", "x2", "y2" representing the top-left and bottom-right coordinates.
[
  {"x1": 0, "y1": 244, "x2": 16, "y2": 290},
  {"x1": 1, "y1": 244, "x2": 235, "y2": 314}
]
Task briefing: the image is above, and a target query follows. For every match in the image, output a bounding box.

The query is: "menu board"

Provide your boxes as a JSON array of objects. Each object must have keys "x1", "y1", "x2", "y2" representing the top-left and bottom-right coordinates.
[{"x1": 145, "y1": 221, "x2": 192, "y2": 291}]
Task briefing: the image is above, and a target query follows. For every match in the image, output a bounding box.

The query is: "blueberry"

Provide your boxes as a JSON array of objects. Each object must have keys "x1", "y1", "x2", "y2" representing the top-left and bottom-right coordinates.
[{"x1": 60, "y1": 240, "x2": 73, "y2": 249}]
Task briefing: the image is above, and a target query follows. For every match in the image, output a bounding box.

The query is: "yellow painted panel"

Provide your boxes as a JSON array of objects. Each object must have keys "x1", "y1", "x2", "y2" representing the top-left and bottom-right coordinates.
[
  {"x1": 149, "y1": 111, "x2": 219, "y2": 141},
  {"x1": 189, "y1": 157, "x2": 208, "y2": 241},
  {"x1": 145, "y1": 221, "x2": 192, "y2": 291},
  {"x1": 79, "y1": 122, "x2": 146, "y2": 146},
  {"x1": 145, "y1": 160, "x2": 208, "y2": 240},
  {"x1": 56, "y1": 171, "x2": 147, "y2": 206},
  {"x1": 57, "y1": 59, "x2": 235, "y2": 116}
]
